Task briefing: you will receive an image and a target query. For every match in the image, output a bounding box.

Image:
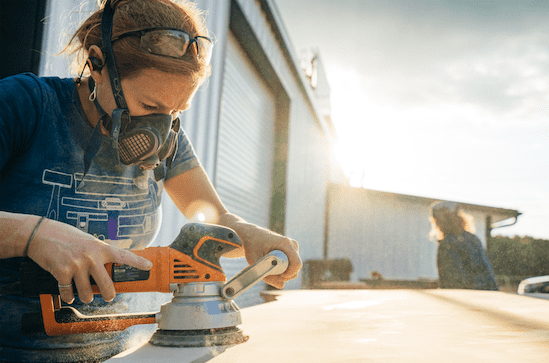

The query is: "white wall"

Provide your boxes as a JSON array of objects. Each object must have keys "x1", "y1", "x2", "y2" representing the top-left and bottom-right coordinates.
[{"x1": 327, "y1": 185, "x2": 438, "y2": 281}]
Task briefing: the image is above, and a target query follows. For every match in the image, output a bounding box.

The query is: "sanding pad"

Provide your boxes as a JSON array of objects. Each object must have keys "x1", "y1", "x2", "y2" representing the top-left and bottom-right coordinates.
[{"x1": 149, "y1": 327, "x2": 249, "y2": 347}]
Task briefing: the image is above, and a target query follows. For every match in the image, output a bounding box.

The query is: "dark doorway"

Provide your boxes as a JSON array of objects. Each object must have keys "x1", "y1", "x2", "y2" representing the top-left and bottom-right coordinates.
[{"x1": 0, "y1": 0, "x2": 47, "y2": 79}]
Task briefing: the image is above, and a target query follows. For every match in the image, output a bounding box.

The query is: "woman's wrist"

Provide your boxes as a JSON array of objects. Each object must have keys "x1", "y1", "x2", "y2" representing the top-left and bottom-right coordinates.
[
  {"x1": 23, "y1": 216, "x2": 46, "y2": 257},
  {"x1": 0, "y1": 212, "x2": 44, "y2": 258}
]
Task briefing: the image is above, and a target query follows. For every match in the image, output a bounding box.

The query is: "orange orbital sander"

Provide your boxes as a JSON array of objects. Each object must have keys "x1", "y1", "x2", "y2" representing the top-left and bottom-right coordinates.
[{"x1": 18, "y1": 223, "x2": 288, "y2": 347}]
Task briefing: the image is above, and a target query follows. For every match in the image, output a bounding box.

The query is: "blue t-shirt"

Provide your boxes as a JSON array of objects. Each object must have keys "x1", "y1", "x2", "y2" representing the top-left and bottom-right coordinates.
[
  {"x1": 437, "y1": 231, "x2": 499, "y2": 291},
  {"x1": 0, "y1": 73, "x2": 200, "y2": 362}
]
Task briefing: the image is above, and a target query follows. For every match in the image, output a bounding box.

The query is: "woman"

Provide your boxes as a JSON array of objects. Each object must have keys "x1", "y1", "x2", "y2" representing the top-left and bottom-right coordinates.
[
  {"x1": 0, "y1": 0, "x2": 301, "y2": 361},
  {"x1": 430, "y1": 201, "x2": 498, "y2": 291}
]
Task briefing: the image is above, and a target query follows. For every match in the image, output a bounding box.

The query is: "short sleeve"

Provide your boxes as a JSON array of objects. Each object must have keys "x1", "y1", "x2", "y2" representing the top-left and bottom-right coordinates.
[{"x1": 0, "y1": 74, "x2": 43, "y2": 170}]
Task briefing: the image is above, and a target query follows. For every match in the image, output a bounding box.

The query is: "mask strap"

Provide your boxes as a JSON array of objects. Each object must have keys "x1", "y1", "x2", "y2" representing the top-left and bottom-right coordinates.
[
  {"x1": 82, "y1": 2, "x2": 126, "y2": 178},
  {"x1": 109, "y1": 108, "x2": 126, "y2": 165},
  {"x1": 88, "y1": 77, "x2": 114, "y2": 132},
  {"x1": 154, "y1": 164, "x2": 166, "y2": 181},
  {"x1": 82, "y1": 111, "x2": 124, "y2": 178},
  {"x1": 101, "y1": 1, "x2": 128, "y2": 110},
  {"x1": 83, "y1": 78, "x2": 126, "y2": 177},
  {"x1": 83, "y1": 119, "x2": 104, "y2": 178},
  {"x1": 82, "y1": 77, "x2": 106, "y2": 178}
]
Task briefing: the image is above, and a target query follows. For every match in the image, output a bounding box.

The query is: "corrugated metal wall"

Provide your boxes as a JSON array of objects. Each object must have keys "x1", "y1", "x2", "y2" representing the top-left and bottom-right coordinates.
[
  {"x1": 233, "y1": 0, "x2": 332, "y2": 289},
  {"x1": 214, "y1": 30, "x2": 277, "y2": 305},
  {"x1": 284, "y1": 103, "x2": 329, "y2": 263},
  {"x1": 215, "y1": 31, "x2": 276, "y2": 227}
]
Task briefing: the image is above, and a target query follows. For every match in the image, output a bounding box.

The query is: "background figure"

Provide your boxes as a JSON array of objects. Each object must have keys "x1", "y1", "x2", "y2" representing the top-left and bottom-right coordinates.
[{"x1": 430, "y1": 201, "x2": 498, "y2": 290}]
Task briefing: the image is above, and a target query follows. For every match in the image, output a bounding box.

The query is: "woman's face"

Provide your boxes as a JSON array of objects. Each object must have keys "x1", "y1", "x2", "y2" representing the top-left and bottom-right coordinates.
[{"x1": 97, "y1": 68, "x2": 200, "y2": 119}]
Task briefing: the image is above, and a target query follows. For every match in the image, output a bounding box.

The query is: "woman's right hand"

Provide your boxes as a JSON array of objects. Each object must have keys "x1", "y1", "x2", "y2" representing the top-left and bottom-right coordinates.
[{"x1": 26, "y1": 218, "x2": 153, "y2": 304}]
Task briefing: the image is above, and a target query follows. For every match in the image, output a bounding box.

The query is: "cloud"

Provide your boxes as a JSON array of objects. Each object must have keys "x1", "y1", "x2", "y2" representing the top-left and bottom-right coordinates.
[
  {"x1": 433, "y1": 35, "x2": 549, "y2": 119},
  {"x1": 316, "y1": 2, "x2": 549, "y2": 122}
]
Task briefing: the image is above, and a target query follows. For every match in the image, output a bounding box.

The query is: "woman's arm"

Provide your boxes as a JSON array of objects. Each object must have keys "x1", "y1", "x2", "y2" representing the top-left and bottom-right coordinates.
[
  {"x1": 0, "y1": 212, "x2": 43, "y2": 259},
  {"x1": 0, "y1": 211, "x2": 153, "y2": 303},
  {"x1": 164, "y1": 166, "x2": 302, "y2": 289}
]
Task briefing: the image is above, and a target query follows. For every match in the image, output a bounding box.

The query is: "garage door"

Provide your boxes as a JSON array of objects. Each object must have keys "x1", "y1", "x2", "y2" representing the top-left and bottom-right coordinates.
[{"x1": 215, "y1": 32, "x2": 276, "y2": 228}]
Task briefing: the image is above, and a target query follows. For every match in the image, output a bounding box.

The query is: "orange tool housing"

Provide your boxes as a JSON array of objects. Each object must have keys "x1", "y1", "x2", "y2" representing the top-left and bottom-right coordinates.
[{"x1": 39, "y1": 234, "x2": 241, "y2": 336}]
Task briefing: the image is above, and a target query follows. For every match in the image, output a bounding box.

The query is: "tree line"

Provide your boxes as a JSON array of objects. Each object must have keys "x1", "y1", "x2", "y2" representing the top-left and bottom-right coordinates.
[{"x1": 488, "y1": 235, "x2": 549, "y2": 277}]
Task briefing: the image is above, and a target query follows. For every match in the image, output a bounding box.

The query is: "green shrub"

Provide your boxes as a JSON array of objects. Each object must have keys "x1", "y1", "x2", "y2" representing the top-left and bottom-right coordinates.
[{"x1": 488, "y1": 235, "x2": 549, "y2": 277}]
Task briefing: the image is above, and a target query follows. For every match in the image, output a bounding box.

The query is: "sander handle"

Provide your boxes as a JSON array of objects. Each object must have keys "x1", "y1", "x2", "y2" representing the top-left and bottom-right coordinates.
[{"x1": 221, "y1": 250, "x2": 288, "y2": 300}]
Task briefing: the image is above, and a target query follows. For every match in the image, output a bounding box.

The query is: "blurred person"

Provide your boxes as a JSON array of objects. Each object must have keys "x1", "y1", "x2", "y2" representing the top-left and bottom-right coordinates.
[{"x1": 430, "y1": 201, "x2": 498, "y2": 291}]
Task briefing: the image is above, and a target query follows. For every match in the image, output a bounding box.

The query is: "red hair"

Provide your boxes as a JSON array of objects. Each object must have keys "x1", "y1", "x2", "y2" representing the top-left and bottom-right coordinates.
[{"x1": 65, "y1": 0, "x2": 211, "y2": 84}]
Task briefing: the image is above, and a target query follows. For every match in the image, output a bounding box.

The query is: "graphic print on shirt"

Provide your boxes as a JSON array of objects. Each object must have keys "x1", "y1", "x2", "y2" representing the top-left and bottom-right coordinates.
[{"x1": 42, "y1": 169, "x2": 160, "y2": 249}]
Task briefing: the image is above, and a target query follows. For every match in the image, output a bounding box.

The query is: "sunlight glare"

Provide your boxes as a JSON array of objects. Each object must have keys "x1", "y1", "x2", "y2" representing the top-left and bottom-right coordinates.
[
  {"x1": 185, "y1": 200, "x2": 219, "y2": 224},
  {"x1": 328, "y1": 65, "x2": 406, "y2": 188}
]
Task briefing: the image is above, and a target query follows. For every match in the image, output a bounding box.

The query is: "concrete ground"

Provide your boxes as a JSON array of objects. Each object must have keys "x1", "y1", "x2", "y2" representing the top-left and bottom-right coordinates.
[{"x1": 107, "y1": 289, "x2": 549, "y2": 362}]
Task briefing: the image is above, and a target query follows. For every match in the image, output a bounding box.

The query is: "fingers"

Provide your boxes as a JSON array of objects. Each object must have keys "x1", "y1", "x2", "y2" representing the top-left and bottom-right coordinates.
[
  {"x1": 50, "y1": 263, "x2": 78, "y2": 304},
  {"x1": 263, "y1": 238, "x2": 302, "y2": 289},
  {"x1": 58, "y1": 281, "x2": 75, "y2": 304},
  {"x1": 53, "y1": 247, "x2": 150, "y2": 304},
  {"x1": 74, "y1": 264, "x2": 117, "y2": 303},
  {"x1": 55, "y1": 263, "x2": 114, "y2": 304},
  {"x1": 290, "y1": 238, "x2": 299, "y2": 251},
  {"x1": 89, "y1": 248, "x2": 151, "y2": 303},
  {"x1": 111, "y1": 247, "x2": 153, "y2": 271},
  {"x1": 280, "y1": 239, "x2": 302, "y2": 280},
  {"x1": 264, "y1": 275, "x2": 284, "y2": 290},
  {"x1": 91, "y1": 266, "x2": 116, "y2": 302},
  {"x1": 73, "y1": 272, "x2": 94, "y2": 304}
]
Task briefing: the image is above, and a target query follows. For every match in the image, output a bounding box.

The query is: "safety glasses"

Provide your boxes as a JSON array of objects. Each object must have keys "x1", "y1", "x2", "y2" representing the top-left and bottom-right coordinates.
[{"x1": 113, "y1": 27, "x2": 213, "y2": 65}]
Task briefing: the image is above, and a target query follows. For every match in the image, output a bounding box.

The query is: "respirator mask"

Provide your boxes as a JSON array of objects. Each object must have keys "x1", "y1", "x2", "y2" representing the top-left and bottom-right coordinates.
[
  {"x1": 83, "y1": 0, "x2": 212, "y2": 178},
  {"x1": 85, "y1": 90, "x2": 180, "y2": 172}
]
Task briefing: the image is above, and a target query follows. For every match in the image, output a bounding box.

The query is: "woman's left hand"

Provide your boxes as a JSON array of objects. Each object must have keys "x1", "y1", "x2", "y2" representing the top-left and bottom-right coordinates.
[{"x1": 219, "y1": 215, "x2": 302, "y2": 289}]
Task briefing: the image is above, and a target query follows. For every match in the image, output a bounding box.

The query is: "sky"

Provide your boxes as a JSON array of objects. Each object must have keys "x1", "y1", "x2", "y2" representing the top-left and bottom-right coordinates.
[{"x1": 274, "y1": 0, "x2": 549, "y2": 239}]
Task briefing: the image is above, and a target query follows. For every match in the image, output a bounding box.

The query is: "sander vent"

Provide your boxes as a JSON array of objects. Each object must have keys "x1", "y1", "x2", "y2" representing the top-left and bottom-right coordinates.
[{"x1": 172, "y1": 259, "x2": 199, "y2": 280}]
